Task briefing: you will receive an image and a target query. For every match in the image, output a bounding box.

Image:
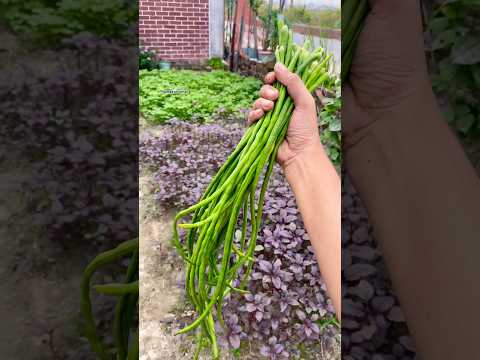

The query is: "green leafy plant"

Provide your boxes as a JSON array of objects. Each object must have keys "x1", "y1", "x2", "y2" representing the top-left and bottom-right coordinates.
[
  {"x1": 319, "y1": 82, "x2": 341, "y2": 168},
  {"x1": 0, "y1": 0, "x2": 136, "y2": 46},
  {"x1": 140, "y1": 49, "x2": 159, "y2": 71},
  {"x1": 81, "y1": 239, "x2": 139, "y2": 360},
  {"x1": 139, "y1": 70, "x2": 261, "y2": 123},
  {"x1": 208, "y1": 57, "x2": 227, "y2": 70},
  {"x1": 425, "y1": 0, "x2": 480, "y2": 136}
]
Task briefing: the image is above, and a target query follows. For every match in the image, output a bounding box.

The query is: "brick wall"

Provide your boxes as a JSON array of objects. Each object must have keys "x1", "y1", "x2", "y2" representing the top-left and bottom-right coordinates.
[{"x1": 139, "y1": 0, "x2": 210, "y2": 61}]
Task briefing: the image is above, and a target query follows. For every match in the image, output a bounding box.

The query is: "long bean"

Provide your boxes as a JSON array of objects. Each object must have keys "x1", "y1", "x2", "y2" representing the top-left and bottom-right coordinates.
[
  {"x1": 341, "y1": 0, "x2": 369, "y2": 82},
  {"x1": 173, "y1": 20, "x2": 334, "y2": 358},
  {"x1": 81, "y1": 239, "x2": 139, "y2": 360}
]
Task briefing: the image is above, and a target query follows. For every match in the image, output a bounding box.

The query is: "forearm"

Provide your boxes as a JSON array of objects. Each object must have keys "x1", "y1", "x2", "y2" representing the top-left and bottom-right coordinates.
[
  {"x1": 344, "y1": 87, "x2": 480, "y2": 359},
  {"x1": 284, "y1": 142, "x2": 341, "y2": 318}
]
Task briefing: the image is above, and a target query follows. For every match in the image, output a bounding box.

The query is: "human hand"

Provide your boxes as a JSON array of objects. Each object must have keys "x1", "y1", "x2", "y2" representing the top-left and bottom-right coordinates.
[
  {"x1": 343, "y1": 0, "x2": 435, "y2": 145},
  {"x1": 247, "y1": 62, "x2": 322, "y2": 169}
]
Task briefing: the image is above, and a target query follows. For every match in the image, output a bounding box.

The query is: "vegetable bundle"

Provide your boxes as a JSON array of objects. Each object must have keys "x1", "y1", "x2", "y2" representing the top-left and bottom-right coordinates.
[
  {"x1": 342, "y1": 0, "x2": 369, "y2": 82},
  {"x1": 81, "y1": 239, "x2": 139, "y2": 360},
  {"x1": 173, "y1": 20, "x2": 333, "y2": 358}
]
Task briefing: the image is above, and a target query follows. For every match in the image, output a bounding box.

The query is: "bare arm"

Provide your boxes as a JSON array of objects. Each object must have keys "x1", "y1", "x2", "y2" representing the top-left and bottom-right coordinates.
[
  {"x1": 284, "y1": 142, "x2": 341, "y2": 318},
  {"x1": 249, "y1": 63, "x2": 341, "y2": 319},
  {"x1": 344, "y1": 0, "x2": 480, "y2": 357}
]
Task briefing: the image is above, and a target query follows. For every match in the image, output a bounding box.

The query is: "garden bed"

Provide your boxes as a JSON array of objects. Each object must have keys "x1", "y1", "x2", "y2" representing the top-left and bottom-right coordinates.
[{"x1": 139, "y1": 118, "x2": 341, "y2": 359}]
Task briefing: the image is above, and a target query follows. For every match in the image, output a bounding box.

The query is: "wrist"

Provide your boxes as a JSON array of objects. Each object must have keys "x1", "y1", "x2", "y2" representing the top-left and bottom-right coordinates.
[
  {"x1": 282, "y1": 140, "x2": 329, "y2": 187},
  {"x1": 344, "y1": 83, "x2": 440, "y2": 149}
]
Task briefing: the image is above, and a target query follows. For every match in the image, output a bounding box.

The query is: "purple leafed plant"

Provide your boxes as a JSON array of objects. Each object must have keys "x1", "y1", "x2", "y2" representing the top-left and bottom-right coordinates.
[{"x1": 140, "y1": 121, "x2": 339, "y2": 357}]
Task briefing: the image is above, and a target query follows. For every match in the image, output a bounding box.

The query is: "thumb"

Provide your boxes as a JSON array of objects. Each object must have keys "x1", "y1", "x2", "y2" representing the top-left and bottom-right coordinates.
[{"x1": 274, "y1": 62, "x2": 315, "y2": 111}]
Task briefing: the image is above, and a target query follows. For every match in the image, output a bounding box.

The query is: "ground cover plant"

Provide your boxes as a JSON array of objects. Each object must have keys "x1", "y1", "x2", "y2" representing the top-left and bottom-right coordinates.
[
  {"x1": 168, "y1": 21, "x2": 335, "y2": 358},
  {"x1": 0, "y1": 34, "x2": 138, "y2": 249},
  {"x1": 140, "y1": 120, "x2": 339, "y2": 359},
  {"x1": 0, "y1": 0, "x2": 136, "y2": 46},
  {"x1": 341, "y1": 172, "x2": 416, "y2": 359},
  {"x1": 424, "y1": 0, "x2": 480, "y2": 137},
  {"x1": 0, "y1": 11, "x2": 138, "y2": 359},
  {"x1": 319, "y1": 82, "x2": 341, "y2": 169},
  {"x1": 139, "y1": 70, "x2": 261, "y2": 124}
]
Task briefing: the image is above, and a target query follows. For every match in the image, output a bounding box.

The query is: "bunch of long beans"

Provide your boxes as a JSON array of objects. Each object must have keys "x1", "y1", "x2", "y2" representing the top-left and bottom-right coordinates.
[
  {"x1": 173, "y1": 20, "x2": 332, "y2": 358},
  {"x1": 342, "y1": 0, "x2": 369, "y2": 82},
  {"x1": 81, "y1": 238, "x2": 139, "y2": 360}
]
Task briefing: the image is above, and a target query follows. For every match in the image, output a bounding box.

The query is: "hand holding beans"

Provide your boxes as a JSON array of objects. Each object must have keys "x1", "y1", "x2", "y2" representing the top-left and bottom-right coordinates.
[{"x1": 248, "y1": 62, "x2": 321, "y2": 169}]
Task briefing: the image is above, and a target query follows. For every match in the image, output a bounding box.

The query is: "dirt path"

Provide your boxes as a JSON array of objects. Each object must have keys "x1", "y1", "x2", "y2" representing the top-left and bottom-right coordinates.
[
  {"x1": 0, "y1": 148, "x2": 93, "y2": 359},
  {"x1": 139, "y1": 117, "x2": 201, "y2": 359},
  {"x1": 139, "y1": 168, "x2": 192, "y2": 360}
]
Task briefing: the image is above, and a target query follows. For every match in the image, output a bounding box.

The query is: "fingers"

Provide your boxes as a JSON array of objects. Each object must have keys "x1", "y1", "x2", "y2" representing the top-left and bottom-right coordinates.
[
  {"x1": 259, "y1": 84, "x2": 278, "y2": 101},
  {"x1": 273, "y1": 62, "x2": 315, "y2": 111},
  {"x1": 264, "y1": 71, "x2": 276, "y2": 85},
  {"x1": 254, "y1": 98, "x2": 274, "y2": 112},
  {"x1": 247, "y1": 83, "x2": 279, "y2": 126},
  {"x1": 247, "y1": 108, "x2": 264, "y2": 126}
]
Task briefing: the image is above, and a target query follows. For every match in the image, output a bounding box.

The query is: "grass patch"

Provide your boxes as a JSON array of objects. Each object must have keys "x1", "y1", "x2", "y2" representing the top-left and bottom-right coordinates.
[{"x1": 139, "y1": 69, "x2": 261, "y2": 124}]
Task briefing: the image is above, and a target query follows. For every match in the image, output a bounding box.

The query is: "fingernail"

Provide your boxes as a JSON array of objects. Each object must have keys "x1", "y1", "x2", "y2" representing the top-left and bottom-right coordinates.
[{"x1": 268, "y1": 89, "x2": 277, "y2": 98}]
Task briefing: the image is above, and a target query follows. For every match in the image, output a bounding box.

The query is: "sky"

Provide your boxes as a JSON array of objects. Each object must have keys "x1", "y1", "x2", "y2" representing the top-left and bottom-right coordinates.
[{"x1": 271, "y1": 0, "x2": 340, "y2": 8}]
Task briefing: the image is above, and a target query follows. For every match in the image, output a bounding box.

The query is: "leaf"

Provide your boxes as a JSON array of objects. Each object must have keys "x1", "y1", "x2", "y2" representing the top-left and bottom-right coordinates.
[
  {"x1": 387, "y1": 306, "x2": 405, "y2": 322},
  {"x1": 296, "y1": 309, "x2": 306, "y2": 321},
  {"x1": 428, "y1": 17, "x2": 450, "y2": 33},
  {"x1": 258, "y1": 260, "x2": 273, "y2": 272},
  {"x1": 431, "y1": 29, "x2": 456, "y2": 50},
  {"x1": 328, "y1": 117, "x2": 341, "y2": 132},
  {"x1": 344, "y1": 263, "x2": 376, "y2": 281},
  {"x1": 229, "y1": 334, "x2": 240, "y2": 349},
  {"x1": 456, "y1": 113, "x2": 475, "y2": 134},
  {"x1": 272, "y1": 276, "x2": 282, "y2": 289},
  {"x1": 452, "y1": 35, "x2": 480, "y2": 64},
  {"x1": 371, "y1": 296, "x2": 395, "y2": 312},
  {"x1": 304, "y1": 327, "x2": 312, "y2": 337}
]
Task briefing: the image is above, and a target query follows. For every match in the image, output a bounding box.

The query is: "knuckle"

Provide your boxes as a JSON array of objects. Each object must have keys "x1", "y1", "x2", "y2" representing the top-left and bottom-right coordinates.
[{"x1": 286, "y1": 73, "x2": 300, "y2": 86}]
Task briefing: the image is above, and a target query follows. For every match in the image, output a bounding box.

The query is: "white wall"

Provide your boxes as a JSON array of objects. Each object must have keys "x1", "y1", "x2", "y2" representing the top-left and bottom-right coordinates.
[{"x1": 209, "y1": 0, "x2": 224, "y2": 58}]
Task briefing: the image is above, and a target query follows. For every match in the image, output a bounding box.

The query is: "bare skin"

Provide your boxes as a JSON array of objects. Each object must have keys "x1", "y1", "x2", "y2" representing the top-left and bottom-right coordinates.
[
  {"x1": 344, "y1": 0, "x2": 480, "y2": 358},
  {"x1": 248, "y1": 62, "x2": 341, "y2": 319}
]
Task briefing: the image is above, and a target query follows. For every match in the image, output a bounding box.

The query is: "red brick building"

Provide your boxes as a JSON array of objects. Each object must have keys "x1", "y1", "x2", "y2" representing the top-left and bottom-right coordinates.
[{"x1": 139, "y1": 0, "x2": 224, "y2": 62}]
